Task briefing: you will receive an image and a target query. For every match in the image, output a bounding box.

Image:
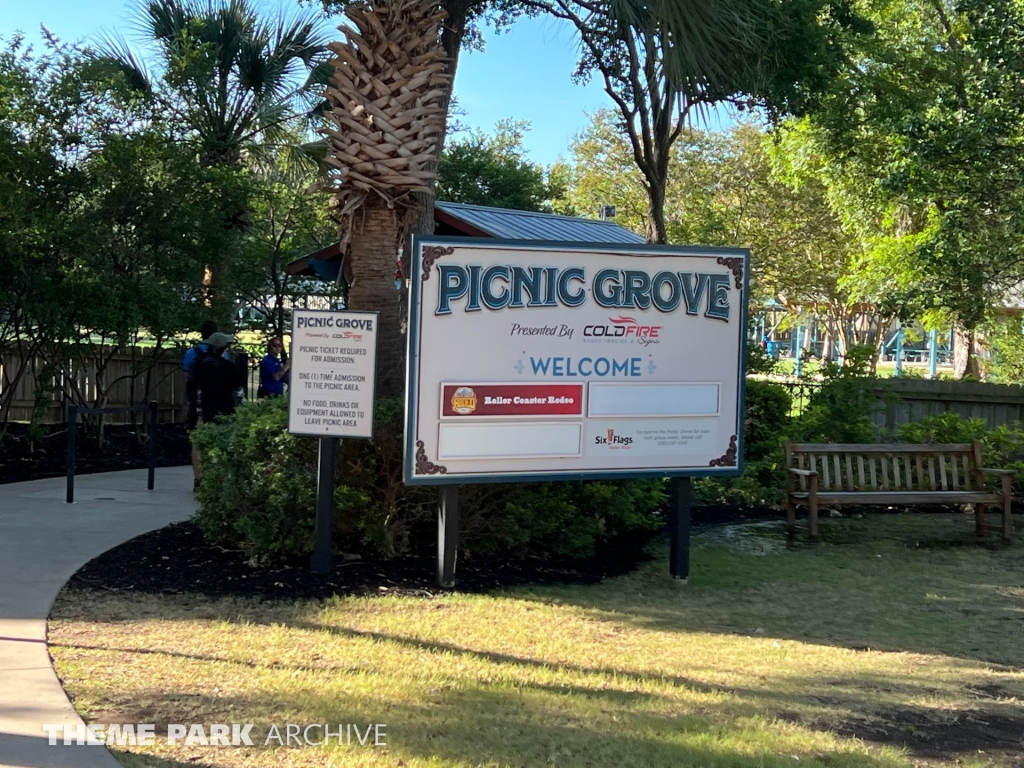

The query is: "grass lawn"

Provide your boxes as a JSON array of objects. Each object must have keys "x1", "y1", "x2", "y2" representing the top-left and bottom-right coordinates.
[{"x1": 48, "y1": 513, "x2": 1024, "y2": 768}]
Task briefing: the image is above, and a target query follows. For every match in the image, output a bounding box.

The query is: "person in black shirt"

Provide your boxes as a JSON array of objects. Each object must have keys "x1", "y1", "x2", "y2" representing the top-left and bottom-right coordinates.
[{"x1": 193, "y1": 332, "x2": 245, "y2": 423}]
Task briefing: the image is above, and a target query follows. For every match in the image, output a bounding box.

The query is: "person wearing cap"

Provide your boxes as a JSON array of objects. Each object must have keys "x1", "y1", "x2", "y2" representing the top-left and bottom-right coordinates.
[
  {"x1": 183, "y1": 320, "x2": 218, "y2": 431},
  {"x1": 192, "y1": 332, "x2": 245, "y2": 424}
]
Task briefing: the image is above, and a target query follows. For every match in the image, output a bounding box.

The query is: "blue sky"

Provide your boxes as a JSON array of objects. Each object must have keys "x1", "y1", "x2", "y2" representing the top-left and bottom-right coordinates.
[{"x1": 3, "y1": 0, "x2": 729, "y2": 167}]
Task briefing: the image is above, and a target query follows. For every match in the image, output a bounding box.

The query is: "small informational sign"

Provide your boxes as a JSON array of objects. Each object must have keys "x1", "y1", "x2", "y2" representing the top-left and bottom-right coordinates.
[
  {"x1": 404, "y1": 237, "x2": 749, "y2": 484},
  {"x1": 288, "y1": 309, "x2": 378, "y2": 439}
]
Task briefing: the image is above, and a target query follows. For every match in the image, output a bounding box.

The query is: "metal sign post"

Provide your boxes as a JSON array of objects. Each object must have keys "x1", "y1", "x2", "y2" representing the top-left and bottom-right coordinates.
[
  {"x1": 668, "y1": 477, "x2": 693, "y2": 580},
  {"x1": 287, "y1": 309, "x2": 379, "y2": 575},
  {"x1": 311, "y1": 436, "x2": 337, "y2": 575},
  {"x1": 438, "y1": 486, "x2": 459, "y2": 588}
]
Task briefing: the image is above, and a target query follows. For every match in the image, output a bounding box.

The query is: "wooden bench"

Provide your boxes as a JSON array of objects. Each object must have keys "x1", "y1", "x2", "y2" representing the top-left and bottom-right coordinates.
[{"x1": 784, "y1": 440, "x2": 1014, "y2": 540}]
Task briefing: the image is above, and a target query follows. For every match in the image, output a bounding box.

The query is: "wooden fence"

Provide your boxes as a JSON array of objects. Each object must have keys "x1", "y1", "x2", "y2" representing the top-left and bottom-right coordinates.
[
  {"x1": 871, "y1": 378, "x2": 1024, "y2": 433},
  {"x1": 0, "y1": 345, "x2": 187, "y2": 425}
]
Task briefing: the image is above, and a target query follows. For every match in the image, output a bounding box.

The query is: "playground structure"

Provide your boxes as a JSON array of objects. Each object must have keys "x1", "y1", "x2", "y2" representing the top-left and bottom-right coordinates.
[{"x1": 753, "y1": 309, "x2": 955, "y2": 377}]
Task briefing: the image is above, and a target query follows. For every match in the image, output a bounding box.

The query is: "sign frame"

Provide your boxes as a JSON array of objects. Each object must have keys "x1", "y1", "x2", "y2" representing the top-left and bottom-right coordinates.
[
  {"x1": 403, "y1": 235, "x2": 749, "y2": 485},
  {"x1": 288, "y1": 308, "x2": 379, "y2": 440}
]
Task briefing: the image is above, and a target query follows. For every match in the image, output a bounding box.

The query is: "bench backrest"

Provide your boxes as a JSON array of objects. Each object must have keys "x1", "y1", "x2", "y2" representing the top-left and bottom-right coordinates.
[{"x1": 784, "y1": 441, "x2": 985, "y2": 493}]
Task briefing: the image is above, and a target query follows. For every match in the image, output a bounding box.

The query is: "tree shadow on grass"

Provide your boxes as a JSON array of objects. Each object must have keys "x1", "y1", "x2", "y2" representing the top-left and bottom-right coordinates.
[
  {"x1": 50, "y1": 582, "x2": 1024, "y2": 766},
  {"x1": 534, "y1": 516, "x2": 1024, "y2": 668},
  {"x1": 83, "y1": 686, "x2": 910, "y2": 768},
  {"x1": 54, "y1": 624, "x2": 1024, "y2": 766}
]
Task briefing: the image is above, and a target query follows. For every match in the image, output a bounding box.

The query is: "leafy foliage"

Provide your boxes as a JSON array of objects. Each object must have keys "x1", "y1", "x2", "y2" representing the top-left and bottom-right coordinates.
[
  {"x1": 898, "y1": 412, "x2": 1024, "y2": 477},
  {"x1": 793, "y1": 345, "x2": 879, "y2": 443},
  {"x1": 436, "y1": 120, "x2": 558, "y2": 211},
  {"x1": 526, "y1": 0, "x2": 862, "y2": 242},
  {"x1": 192, "y1": 397, "x2": 666, "y2": 562},
  {"x1": 983, "y1": 316, "x2": 1024, "y2": 383},
  {"x1": 805, "y1": 0, "x2": 1024, "y2": 334},
  {"x1": 0, "y1": 36, "x2": 250, "y2": 427},
  {"x1": 232, "y1": 149, "x2": 341, "y2": 339},
  {"x1": 694, "y1": 379, "x2": 792, "y2": 506}
]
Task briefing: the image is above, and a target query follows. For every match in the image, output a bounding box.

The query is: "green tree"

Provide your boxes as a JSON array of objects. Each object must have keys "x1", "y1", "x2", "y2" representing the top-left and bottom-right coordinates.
[
  {"x1": 564, "y1": 112, "x2": 895, "y2": 365},
  {"x1": 436, "y1": 120, "x2": 554, "y2": 211},
  {"x1": 523, "y1": 0, "x2": 861, "y2": 243},
  {"x1": 0, "y1": 36, "x2": 250, "y2": 431},
  {"x1": 96, "y1": 0, "x2": 330, "y2": 323},
  {"x1": 803, "y1": 0, "x2": 1024, "y2": 376},
  {"x1": 233, "y1": 148, "x2": 341, "y2": 340}
]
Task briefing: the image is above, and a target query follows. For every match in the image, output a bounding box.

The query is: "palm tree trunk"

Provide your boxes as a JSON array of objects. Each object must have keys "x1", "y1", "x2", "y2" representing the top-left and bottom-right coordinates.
[
  {"x1": 408, "y1": 0, "x2": 473, "y2": 240},
  {"x1": 345, "y1": 197, "x2": 411, "y2": 397}
]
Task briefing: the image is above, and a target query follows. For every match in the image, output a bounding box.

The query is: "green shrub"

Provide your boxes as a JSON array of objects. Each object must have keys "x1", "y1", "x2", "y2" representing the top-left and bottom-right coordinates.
[
  {"x1": 694, "y1": 379, "x2": 792, "y2": 507},
  {"x1": 458, "y1": 478, "x2": 665, "y2": 559},
  {"x1": 985, "y1": 316, "x2": 1024, "y2": 383},
  {"x1": 191, "y1": 396, "x2": 666, "y2": 562},
  {"x1": 897, "y1": 411, "x2": 990, "y2": 444},
  {"x1": 898, "y1": 412, "x2": 1024, "y2": 475},
  {"x1": 190, "y1": 397, "x2": 323, "y2": 559},
  {"x1": 792, "y1": 345, "x2": 879, "y2": 443}
]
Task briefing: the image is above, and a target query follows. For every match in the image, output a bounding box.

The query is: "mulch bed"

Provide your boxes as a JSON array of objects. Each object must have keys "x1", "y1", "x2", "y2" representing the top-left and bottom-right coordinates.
[
  {"x1": 1, "y1": 423, "x2": 783, "y2": 596},
  {"x1": 67, "y1": 519, "x2": 662, "y2": 599},
  {"x1": 0, "y1": 425, "x2": 778, "y2": 596},
  {"x1": 66, "y1": 503, "x2": 785, "y2": 600},
  {"x1": 0, "y1": 422, "x2": 192, "y2": 486}
]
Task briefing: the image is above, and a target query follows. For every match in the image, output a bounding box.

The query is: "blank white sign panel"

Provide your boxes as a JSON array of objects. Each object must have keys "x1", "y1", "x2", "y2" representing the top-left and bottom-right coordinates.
[
  {"x1": 587, "y1": 383, "x2": 720, "y2": 418},
  {"x1": 438, "y1": 423, "x2": 582, "y2": 460}
]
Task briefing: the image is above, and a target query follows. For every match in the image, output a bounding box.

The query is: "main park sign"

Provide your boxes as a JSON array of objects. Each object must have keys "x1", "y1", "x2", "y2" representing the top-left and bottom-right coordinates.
[{"x1": 404, "y1": 237, "x2": 749, "y2": 486}]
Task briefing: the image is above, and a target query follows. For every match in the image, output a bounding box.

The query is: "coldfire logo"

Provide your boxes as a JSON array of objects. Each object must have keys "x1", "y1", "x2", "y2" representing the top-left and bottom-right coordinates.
[
  {"x1": 583, "y1": 316, "x2": 661, "y2": 339},
  {"x1": 595, "y1": 428, "x2": 633, "y2": 447},
  {"x1": 451, "y1": 387, "x2": 477, "y2": 414}
]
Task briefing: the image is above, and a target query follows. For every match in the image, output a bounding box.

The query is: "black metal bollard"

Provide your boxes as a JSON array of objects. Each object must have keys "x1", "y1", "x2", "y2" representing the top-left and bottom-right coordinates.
[
  {"x1": 147, "y1": 401, "x2": 158, "y2": 491},
  {"x1": 66, "y1": 405, "x2": 78, "y2": 504}
]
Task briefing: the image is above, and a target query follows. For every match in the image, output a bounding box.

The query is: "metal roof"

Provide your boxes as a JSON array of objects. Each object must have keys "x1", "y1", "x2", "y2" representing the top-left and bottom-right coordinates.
[{"x1": 434, "y1": 201, "x2": 646, "y2": 244}]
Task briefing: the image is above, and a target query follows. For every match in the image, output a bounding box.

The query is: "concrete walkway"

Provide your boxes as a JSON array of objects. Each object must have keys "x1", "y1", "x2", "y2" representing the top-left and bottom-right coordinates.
[{"x1": 0, "y1": 467, "x2": 195, "y2": 768}]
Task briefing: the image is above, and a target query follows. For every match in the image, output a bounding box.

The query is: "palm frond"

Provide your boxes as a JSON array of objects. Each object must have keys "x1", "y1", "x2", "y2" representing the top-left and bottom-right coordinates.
[
  {"x1": 606, "y1": 0, "x2": 765, "y2": 93},
  {"x1": 92, "y1": 32, "x2": 154, "y2": 95}
]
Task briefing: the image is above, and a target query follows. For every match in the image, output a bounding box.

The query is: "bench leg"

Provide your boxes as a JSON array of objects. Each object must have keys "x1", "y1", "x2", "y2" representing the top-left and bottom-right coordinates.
[
  {"x1": 785, "y1": 497, "x2": 797, "y2": 537},
  {"x1": 1002, "y1": 478, "x2": 1013, "y2": 541},
  {"x1": 975, "y1": 503, "x2": 986, "y2": 538},
  {"x1": 808, "y1": 495, "x2": 820, "y2": 540}
]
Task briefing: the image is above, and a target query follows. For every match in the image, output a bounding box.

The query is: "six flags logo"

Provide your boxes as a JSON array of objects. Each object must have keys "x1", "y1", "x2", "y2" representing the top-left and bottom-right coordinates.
[
  {"x1": 583, "y1": 316, "x2": 661, "y2": 338},
  {"x1": 595, "y1": 428, "x2": 633, "y2": 447}
]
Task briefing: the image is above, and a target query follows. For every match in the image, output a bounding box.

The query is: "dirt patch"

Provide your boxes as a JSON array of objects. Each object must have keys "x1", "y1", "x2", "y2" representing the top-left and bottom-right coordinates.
[{"x1": 815, "y1": 706, "x2": 1024, "y2": 764}]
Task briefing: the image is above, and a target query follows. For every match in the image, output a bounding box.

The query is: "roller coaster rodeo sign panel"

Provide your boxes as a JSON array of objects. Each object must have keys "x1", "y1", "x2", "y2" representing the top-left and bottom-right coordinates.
[{"x1": 403, "y1": 236, "x2": 748, "y2": 484}]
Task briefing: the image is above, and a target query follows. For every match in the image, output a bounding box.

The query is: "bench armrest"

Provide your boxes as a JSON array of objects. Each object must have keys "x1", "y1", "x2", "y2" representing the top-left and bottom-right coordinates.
[
  {"x1": 787, "y1": 468, "x2": 818, "y2": 477},
  {"x1": 980, "y1": 468, "x2": 1015, "y2": 477}
]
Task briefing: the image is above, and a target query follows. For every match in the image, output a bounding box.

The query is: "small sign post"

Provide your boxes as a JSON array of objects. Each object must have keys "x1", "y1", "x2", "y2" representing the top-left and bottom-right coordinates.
[{"x1": 288, "y1": 309, "x2": 379, "y2": 574}]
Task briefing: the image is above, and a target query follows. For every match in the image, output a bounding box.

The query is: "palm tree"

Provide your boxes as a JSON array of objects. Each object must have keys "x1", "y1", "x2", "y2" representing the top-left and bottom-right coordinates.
[
  {"x1": 99, "y1": 0, "x2": 330, "y2": 167},
  {"x1": 318, "y1": 0, "x2": 449, "y2": 397},
  {"x1": 97, "y1": 0, "x2": 331, "y2": 319}
]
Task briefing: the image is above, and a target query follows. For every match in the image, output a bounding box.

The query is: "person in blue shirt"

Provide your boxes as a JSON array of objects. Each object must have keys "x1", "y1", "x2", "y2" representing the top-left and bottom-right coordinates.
[{"x1": 258, "y1": 336, "x2": 289, "y2": 398}]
